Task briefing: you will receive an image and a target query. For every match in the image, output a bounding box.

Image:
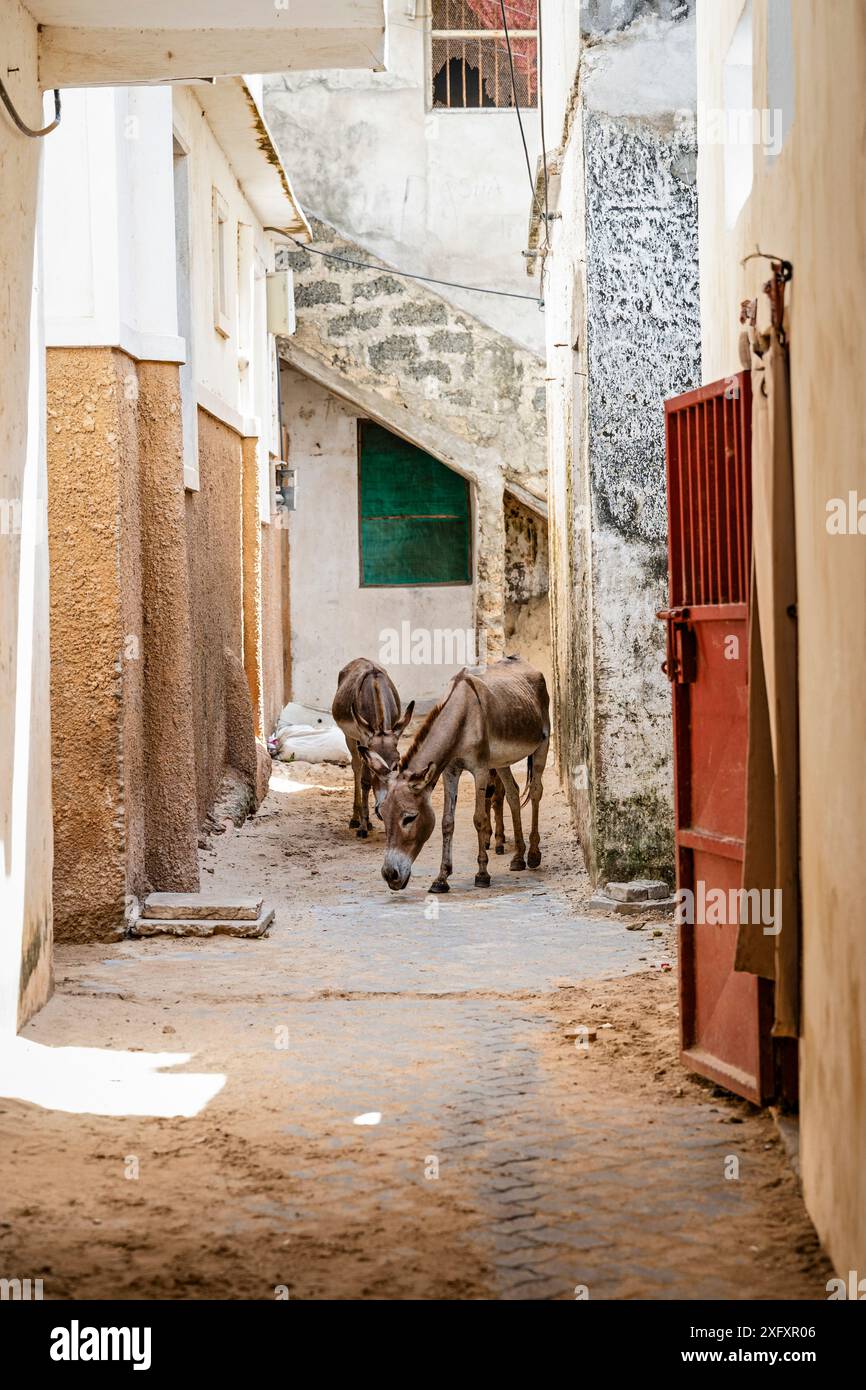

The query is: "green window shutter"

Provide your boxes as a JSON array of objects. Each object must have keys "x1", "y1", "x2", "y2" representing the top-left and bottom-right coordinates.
[{"x1": 359, "y1": 422, "x2": 471, "y2": 587}]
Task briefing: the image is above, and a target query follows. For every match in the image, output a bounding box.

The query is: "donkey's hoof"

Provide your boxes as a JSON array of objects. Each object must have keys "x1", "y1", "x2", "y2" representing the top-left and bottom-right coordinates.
[
  {"x1": 495, "y1": 844, "x2": 505, "y2": 855},
  {"x1": 510, "y1": 858, "x2": 526, "y2": 872},
  {"x1": 475, "y1": 872, "x2": 491, "y2": 888},
  {"x1": 356, "y1": 827, "x2": 369, "y2": 839},
  {"x1": 429, "y1": 880, "x2": 450, "y2": 894},
  {"x1": 527, "y1": 850, "x2": 542, "y2": 868},
  {"x1": 349, "y1": 818, "x2": 360, "y2": 829}
]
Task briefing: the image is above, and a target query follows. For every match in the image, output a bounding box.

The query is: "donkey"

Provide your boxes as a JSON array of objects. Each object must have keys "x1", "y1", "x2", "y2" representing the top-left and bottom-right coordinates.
[
  {"x1": 363, "y1": 657, "x2": 549, "y2": 892},
  {"x1": 332, "y1": 658, "x2": 414, "y2": 838}
]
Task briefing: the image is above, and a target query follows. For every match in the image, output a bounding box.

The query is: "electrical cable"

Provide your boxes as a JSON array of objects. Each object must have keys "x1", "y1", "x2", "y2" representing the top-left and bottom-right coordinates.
[
  {"x1": 0, "y1": 78, "x2": 60, "y2": 137},
  {"x1": 536, "y1": 0, "x2": 551, "y2": 238},
  {"x1": 265, "y1": 229, "x2": 543, "y2": 305},
  {"x1": 498, "y1": 0, "x2": 543, "y2": 225}
]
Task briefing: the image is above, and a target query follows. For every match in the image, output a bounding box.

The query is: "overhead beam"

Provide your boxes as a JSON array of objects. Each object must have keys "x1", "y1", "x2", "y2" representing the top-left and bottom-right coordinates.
[{"x1": 39, "y1": 25, "x2": 385, "y2": 88}]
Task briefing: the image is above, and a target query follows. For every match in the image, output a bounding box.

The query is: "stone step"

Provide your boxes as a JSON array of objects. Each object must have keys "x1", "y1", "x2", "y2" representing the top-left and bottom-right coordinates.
[
  {"x1": 142, "y1": 892, "x2": 264, "y2": 921},
  {"x1": 131, "y1": 909, "x2": 274, "y2": 939},
  {"x1": 605, "y1": 879, "x2": 669, "y2": 903}
]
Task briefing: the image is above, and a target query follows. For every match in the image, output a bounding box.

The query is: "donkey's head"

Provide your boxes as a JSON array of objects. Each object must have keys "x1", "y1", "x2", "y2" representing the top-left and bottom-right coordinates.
[
  {"x1": 361, "y1": 759, "x2": 437, "y2": 890},
  {"x1": 354, "y1": 699, "x2": 414, "y2": 810}
]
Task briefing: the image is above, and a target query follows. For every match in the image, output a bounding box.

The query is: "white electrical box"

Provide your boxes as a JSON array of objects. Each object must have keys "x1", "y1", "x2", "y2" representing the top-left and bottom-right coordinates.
[{"x1": 266, "y1": 268, "x2": 296, "y2": 336}]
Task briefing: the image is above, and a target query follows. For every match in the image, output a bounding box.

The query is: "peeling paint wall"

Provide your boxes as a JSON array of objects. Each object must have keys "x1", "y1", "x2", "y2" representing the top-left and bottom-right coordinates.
[
  {"x1": 276, "y1": 219, "x2": 548, "y2": 662},
  {"x1": 543, "y1": 1, "x2": 699, "y2": 884},
  {"x1": 282, "y1": 368, "x2": 476, "y2": 710},
  {"x1": 504, "y1": 493, "x2": 551, "y2": 688},
  {"x1": 264, "y1": 0, "x2": 542, "y2": 353}
]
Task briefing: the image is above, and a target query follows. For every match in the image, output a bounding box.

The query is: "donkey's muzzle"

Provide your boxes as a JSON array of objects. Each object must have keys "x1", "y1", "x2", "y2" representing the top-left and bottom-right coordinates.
[{"x1": 382, "y1": 852, "x2": 411, "y2": 891}]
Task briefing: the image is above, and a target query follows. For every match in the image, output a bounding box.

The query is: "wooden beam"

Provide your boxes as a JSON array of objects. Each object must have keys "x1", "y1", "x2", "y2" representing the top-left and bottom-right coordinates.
[{"x1": 39, "y1": 26, "x2": 385, "y2": 88}]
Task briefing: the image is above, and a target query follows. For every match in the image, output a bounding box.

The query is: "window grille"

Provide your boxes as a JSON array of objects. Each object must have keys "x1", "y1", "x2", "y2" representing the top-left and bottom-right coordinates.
[{"x1": 431, "y1": 0, "x2": 538, "y2": 110}]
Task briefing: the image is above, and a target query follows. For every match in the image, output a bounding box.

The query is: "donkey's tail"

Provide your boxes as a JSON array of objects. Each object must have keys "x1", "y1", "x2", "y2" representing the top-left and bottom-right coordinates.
[{"x1": 521, "y1": 755, "x2": 534, "y2": 807}]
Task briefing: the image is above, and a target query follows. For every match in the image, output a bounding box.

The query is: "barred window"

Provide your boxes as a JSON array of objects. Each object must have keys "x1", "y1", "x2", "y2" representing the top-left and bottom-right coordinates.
[{"x1": 431, "y1": 0, "x2": 538, "y2": 110}]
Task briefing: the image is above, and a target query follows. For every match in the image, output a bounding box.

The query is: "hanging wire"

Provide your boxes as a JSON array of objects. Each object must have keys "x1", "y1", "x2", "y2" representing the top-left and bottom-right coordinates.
[
  {"x1": 536, "y1": 0, "x2": 551, "y2": 240},
  {"x1": 0, "y1": 78, "x2": 61, "y2": 137},
  {"x1": 498, "y1": 0, "x2": 544, "y2": 225},
  {"x1": 266, "y1": 230, "x2": 544, "y2": 305}
]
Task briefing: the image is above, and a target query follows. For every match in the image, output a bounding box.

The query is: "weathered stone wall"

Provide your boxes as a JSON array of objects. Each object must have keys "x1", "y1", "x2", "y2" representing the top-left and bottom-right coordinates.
[
  {"x1": 277, "y1": 218, "x2": 548, "y2": 657},
  {"x1": 544, "y1": 1, "x2": 699, "y2": 884},
  {"x1": 278, "y1": 221, "x2": 546, "y2": 499},
  {"x1": 585, "y1": 107, "x2": 700, "y2": 882},
  {"x1": 264, "y1": 0, "x2": 542, "y2": 353},
  {"x1": 504, "y1": 493, "x2": 551, "y2": 690}
]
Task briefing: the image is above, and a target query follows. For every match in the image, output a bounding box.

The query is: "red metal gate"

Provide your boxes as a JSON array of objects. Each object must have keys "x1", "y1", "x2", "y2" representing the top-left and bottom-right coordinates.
[{"x1": 660, "y1": 372, "x2": 775, "y2": 1104}]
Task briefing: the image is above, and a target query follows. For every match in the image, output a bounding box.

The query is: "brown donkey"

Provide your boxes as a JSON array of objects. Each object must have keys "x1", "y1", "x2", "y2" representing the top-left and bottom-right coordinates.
[
  {"x1": 363, "y1": 657, "x2": 549, "y2": 891},
  {"x1": 332, "y1": 658, "x2": 414, "y2": 838}
]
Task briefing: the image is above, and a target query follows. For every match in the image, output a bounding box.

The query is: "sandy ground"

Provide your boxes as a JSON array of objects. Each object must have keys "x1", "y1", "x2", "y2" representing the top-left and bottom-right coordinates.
[{"x1": 0, "y1": 760, "x2": 830, "y2": 1300}]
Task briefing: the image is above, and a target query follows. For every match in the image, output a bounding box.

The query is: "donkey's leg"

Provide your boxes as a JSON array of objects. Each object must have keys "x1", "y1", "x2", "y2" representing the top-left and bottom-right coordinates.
[
  {"x1": 527, "y1": 737, "x2": 549, "y2": 869},
  {"x1": 482, "y1": 771, "x2": 496, "y2": 850},
  {"x1": 497, "y1": 765, "x2": 527, "y2": 871},
  {"x1": 430, "y1": 767, "x2": 460, "y2": 893},
  {"x1": 473, "y1": 772, "x2": 492, "y2": 887},
  {"x1": 493, "y1": 772, "x2": 506, "y2": 854},
  {"x1": 348, "y1": 739, "x2": 363, "y2": 829},
  {"x1": 357, "y1": 765, "x2": 372, "y2": 838}
]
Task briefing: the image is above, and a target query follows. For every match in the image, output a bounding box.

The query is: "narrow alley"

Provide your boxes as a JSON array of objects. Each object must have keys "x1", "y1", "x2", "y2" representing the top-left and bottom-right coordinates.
[
  {"x1": 2, "y1": 0, "x2": 865, "y2": 1349},
  {"x1": 2, "y1": 763, "x2": 826, "y2": 1300}
]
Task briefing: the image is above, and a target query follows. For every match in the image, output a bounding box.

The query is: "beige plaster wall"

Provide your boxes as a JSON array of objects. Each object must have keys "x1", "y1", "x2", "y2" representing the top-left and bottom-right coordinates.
[
  {"x1": 47, "y1": 347, "x2": 145, "y2": 941},
  {"x1": 186, "y1": 408, "x2": 245, "y2": 825},
  {"x1": 697, "y1": 0, "x2": 866, "y2": 1275},
  {"x1": 47, "y1": 349, "x2": 199, "y2": 940},
  {"x1": 137, "y1": 361, "x2": 199, "y2": 892},
  {"x1": 260, "y1": 516, "x2": 287, "y2": 736}
]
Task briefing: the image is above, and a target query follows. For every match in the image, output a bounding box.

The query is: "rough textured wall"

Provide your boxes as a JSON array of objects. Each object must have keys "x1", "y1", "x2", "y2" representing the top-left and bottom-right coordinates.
[
  {"x1": 278, "y1": 221, "x2": 547, "y2": 501},
  {"x1": 505, "y1": 494, "x2": 549, "y2": 607},
  {"x1": 504, "y1": 493, "x2": 551, "y2": 692},
  {"x1": 260, "y1": 520, "x2": 287, "y2": 735},
  {"x1": 47, "y1": 350, "x2": 200, "y2": 941},
  {"x1": 544, "y1": 2, "x2": 698, "y2": 885},
  {"x1": 186, "y1": 409, "x2": 245, "y2": 826},
  {"x1": 242, "y1": 436, "x2": 264, "y2": 738},
  {"x1": 277, "y1": 219, "x2": 547, "y2": 658},
  {"x1": 264, "y1": 0, "x2": 542, "y2": 352},
  {"x1": 282, "y1": 367, "x2": 476, "y2": 710},
  {"x1": 584, "y1": 106, "x2": 700, "y2": 882},
  {"x1": 137, "y1": 362, "x2": 199, "y2": 893},
  {"x1": 47, "y1": 347, "x2": 145, "y2": 942}
]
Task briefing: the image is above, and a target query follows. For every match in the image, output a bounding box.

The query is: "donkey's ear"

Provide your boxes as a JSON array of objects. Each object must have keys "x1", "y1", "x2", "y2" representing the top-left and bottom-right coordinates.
[
  {"x1": 408, "y1": 760, "x2": 437, "y2": 789},
  {"x1": 392, "y1": 700, "x2": 415, "y2": 737},
  {"x1": 351, "y1": 700, "x2": 374, "y2": 737},
  {"x1": 358, "y1": 745, "x2": 390, "y2": 776}
]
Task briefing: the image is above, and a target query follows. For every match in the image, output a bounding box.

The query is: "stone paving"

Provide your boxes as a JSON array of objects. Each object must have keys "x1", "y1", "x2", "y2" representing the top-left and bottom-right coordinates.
[{"x1": 3, "y1": 766, "x2": 829, "y2": 1300}]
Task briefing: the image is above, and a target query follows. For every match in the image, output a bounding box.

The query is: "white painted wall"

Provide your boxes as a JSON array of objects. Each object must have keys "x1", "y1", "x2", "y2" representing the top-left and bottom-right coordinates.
[
  {"x1": 172, "y1": 84, "x2": 279, "y2": 509},
  {"x1": 284, "y1": 368, "x2": 475, "y2": 712},
  {"x1": 43, "y1": 81, "x2": 285, "y2": 516},
  {"x1": 265, "y1": 0, "x2": 543, "y2": 353},
  {"x1": 44, "y1": 86, "x2": 183, "y2": 364},
  {"x1": 0, "y1": 0, "x2": 53, "y2": 1034}
]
